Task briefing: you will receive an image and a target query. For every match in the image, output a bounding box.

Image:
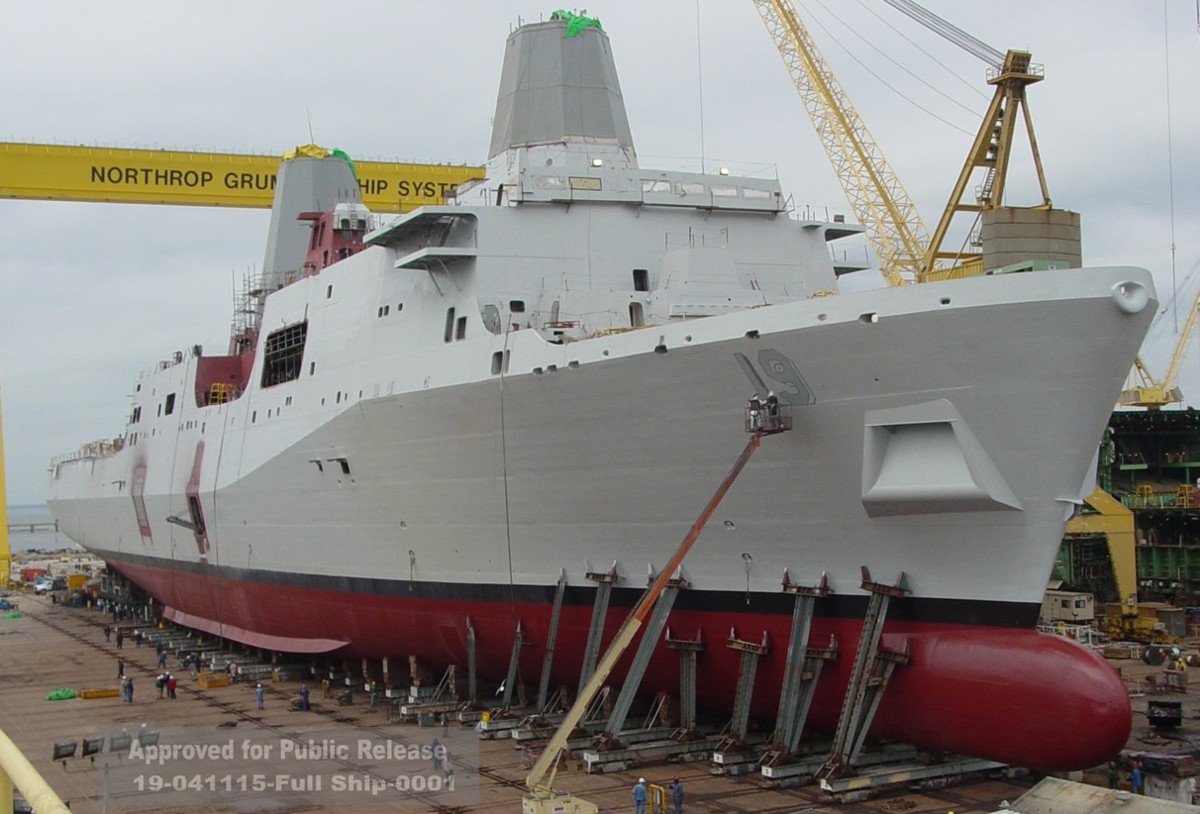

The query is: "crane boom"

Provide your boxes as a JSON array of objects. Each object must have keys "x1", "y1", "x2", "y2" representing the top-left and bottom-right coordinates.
[
  {"x1": 756, "y1": 1, "x2": 1054, "y2": 285},
  {"x1": 1119, "y1": 275, "x2": 1200, "y2": 408},
  {"x1": 1161, "y1": 285, "x2": 1200, "y2": 392},
  {"x1": 523, "y1": 424, "x2": 783, "y2": 812},
  {"x1": 752, "y1": 0, "x2": 930, "y2": 286}
]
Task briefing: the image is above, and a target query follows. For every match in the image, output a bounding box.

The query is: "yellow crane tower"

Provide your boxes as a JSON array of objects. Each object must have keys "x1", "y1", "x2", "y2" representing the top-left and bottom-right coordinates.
[
  {"x1": 752, "y1": 0, "x2": 1052, "y2": 284},
  {"x1": 878, "y1": 0, "x2": 1052, "y2": 282}
]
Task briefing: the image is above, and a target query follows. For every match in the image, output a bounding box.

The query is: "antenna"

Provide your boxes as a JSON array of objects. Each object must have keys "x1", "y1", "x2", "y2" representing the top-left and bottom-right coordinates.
[
  {"x1": 695, "y1": 0, "x2": 706, "y2": 174},
  {"x1": 306, "y1": 108, "x2": 315, "y2": 144}
]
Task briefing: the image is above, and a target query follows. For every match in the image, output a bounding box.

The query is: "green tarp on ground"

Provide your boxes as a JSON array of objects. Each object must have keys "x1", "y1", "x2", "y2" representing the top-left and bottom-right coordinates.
[
  {"x1": 3, "y1": 611, "x2": 20, "y2": 619},
  {"x1": 44, "y1": 688, "x2": 76, "y2": 701}
]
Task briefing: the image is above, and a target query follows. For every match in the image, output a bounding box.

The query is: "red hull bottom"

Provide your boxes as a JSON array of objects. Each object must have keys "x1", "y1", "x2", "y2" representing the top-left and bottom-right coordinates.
[{"x1": 110, "y1": 558, "x2": 1130, "y2": 771}]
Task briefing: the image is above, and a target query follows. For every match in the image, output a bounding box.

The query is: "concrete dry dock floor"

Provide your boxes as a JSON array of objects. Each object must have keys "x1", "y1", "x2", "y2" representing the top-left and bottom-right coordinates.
[{"x1": 0, "y1": 594, "x2": 1063, "y2": 814}]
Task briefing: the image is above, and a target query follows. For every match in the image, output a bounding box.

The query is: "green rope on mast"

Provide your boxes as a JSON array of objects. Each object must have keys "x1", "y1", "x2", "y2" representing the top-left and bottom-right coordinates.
[{"x1": 550, "y1": 9, "x2": 602, "y2": 37}]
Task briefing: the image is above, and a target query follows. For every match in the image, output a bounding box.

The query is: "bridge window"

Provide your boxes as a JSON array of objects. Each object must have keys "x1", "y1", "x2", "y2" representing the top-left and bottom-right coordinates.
[
  {"x1": 261, "y1": 321, "x2": 309, "y2": 388},
  {"x1": 633, "y1": 269, "x2": 648, "y2": 292}
]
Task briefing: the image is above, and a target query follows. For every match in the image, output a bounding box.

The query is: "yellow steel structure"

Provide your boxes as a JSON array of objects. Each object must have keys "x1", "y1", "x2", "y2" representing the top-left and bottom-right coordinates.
[
  {"x1": 752, "y1": 0, "x2": 930, "y2": 287},
  {"x1": 0, "y1": 142, "x2": 482, "y2": 213},
  {"x1": 1063, "y1": 486, "x2": 1138, "y2": 610},
  {"x1": 1, "y1": 725, "x2": 72, "y2": 814},
  {"x1": 1120, "y1": 277, "x2": 1200, "y2": 408},
  {"x1": 918, "y1": 49, "x2": 1051, "y2": 282},
  {"x1": 1121, "y1": 356, "x2": 1186, "y2": 408},
  {"x1": 0, "y1": 383, "x2": 7, "y2": 590},
  {"x1": 754, "y1": 1, "x2": 1052, "y2": 286}
]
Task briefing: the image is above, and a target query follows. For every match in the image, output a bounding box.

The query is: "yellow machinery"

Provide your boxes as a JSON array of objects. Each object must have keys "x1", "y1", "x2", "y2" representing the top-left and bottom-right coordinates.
[
  {"x1": 0, "y1": 383, "x2": 8, "y2": 590},
  {"x1": 1120, "y1": 263, "x2": 1200, "y2": 408},
  {"x1": 0, "y1": 142, "x2": 482, "y2": 213},
  {"x1": 1103, "y1": 602, "x2": 1179, "y2": 645},
  {"x1": 1063, "y1": 487, "x2": 1138, "y2": 610},
  {"x1": 1121, "y1": 357, "x2": 1186, "y2": 409},
  {"x1": 753, "y1": 0, "x2": 1051, "y2": 285}
]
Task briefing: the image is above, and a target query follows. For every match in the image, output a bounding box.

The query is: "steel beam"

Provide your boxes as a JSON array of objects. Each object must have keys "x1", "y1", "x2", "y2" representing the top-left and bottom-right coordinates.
[
  {"x1": 818, "y1": 757, "x2": 1003, "y2": 796},
  {"x1": 726, "y1": 630, "x2": 769, "y2": 745},
  {"x1": 502, "y1": 622, "x2": 526, "y2": 709},
  {"x1": 465, "y1": 617, "x2": 477, "y2": 705},
  {"x1": 770, "y1": 572, "x2": 832, "y2": 759},
  {"x1": 583, "y1": 735, "x2": 724, "y2": 773},
  {"x1": 665, "y1": 629, "x2": 703, "y2": 736},
  {"x1": 578, "y1": 565, "x2": 618, "y2": 694},
  {"x1": 595, "y1": 582, "x2": 682, "y2": 748},
  {"x1": 819, "y1": 568, "x2": 910, "y2": 779},
  {"x1": 536, "y1": 571, "x2": 568, "y2": 713}
]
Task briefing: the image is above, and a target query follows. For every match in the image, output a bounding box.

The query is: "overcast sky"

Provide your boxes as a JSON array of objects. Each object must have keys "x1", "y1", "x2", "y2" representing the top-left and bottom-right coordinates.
[{"x1": 2, "y1": 1, "x2": 1198, "y2": 505}]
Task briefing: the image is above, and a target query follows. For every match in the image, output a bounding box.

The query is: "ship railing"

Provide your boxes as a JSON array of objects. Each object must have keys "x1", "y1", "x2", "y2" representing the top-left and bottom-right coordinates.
[
  {"x1": 51, "y1": 436, "x2": 126, "y2": 466},
  {"x1": 1036, "y1": 622, "x2": 1102, "y2": 648},
  {"x1": 744, "y1": 405, "x2": 792, "y2": 434}
]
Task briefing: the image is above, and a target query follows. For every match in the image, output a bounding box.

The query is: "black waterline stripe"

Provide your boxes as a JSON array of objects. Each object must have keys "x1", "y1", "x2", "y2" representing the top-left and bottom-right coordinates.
[{"x1": 106, "y1": 551, "x2": 1040, "y2": 629}]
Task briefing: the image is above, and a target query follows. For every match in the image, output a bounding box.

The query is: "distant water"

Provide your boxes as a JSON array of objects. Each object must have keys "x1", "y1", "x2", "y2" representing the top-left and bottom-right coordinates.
[{"x1": 6, "y1": 504, "x2": 77, "y2": 552}]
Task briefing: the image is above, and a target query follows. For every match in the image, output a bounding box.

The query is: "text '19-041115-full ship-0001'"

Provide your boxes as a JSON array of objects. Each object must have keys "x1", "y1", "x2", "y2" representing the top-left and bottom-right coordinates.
[{"x1": 47, "y1": 14, "x2": 1155, "y2": 771}]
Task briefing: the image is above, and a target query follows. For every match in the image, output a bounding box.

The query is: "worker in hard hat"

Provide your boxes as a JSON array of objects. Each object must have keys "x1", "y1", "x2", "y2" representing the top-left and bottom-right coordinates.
[{"x1": 632, "y1": 777, "x2": 647, "y2": 814}]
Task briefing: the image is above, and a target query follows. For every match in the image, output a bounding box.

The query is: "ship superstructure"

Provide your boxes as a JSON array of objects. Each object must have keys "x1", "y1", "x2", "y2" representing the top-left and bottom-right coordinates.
[{"x1": 49, "y1": 18, "x2": 1154, "y2": 771}]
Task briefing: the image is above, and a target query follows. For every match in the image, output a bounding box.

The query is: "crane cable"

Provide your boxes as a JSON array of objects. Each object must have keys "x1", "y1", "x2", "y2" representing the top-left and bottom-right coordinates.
[
  {"x1": 880, "y1": 0, "x2": 1004, "y2": 65},
  {"x1": 799, "y1": 0, "x2": 975, "y2": 136},
  {"x1": 1164, "y1": 0, "x2": 1179, "y2": 333},
  {"x1": 853, "y1": 0, "x2": 989, "y2": 102}
]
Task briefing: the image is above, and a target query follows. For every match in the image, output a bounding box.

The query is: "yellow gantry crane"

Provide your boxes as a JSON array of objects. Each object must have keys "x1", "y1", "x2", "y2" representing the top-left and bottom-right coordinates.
[
  {"x1": 0, "y1": 142, "x2": 482, "y2": 213},
  {"x1": 753, "y1": 0, "x2": 1052, "y2": 285}
]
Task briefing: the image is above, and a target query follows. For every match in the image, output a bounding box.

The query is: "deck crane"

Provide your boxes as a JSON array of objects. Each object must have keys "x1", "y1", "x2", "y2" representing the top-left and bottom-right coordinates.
[
  {"x1": 751, "y1": 0, "x2": 929, "y2": 286},
  {"x1": 879, "y1": 0, "x2": 1052, "y2": 282},
  {"x1": 521, "y1": 409, "x2": 792, "y2": 814},
  {"x1": 753, "y1": 0, "x2": 1052, "y2": 284},
  {"x1": 1119, "y1": 258, "x2": 1200, "y2": 408}
]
